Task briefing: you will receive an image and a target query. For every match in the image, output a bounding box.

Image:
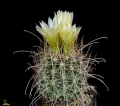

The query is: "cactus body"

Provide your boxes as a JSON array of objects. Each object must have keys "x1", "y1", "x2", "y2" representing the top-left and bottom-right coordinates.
[
  {"x1": 26, "y1": 37, "x2": 108, "y2": 106},
  {"x1": 14, "y1": 10, "x2": 108, "y2": 106}
]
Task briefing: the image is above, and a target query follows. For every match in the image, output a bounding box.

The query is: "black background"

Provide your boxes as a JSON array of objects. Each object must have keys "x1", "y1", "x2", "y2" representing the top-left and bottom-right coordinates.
[{"x1": 1, "y1": 0, "x2": 115, "y2": 106}]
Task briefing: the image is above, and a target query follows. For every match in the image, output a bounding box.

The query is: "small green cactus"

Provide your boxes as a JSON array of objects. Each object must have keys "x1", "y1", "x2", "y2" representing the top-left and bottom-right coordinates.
[
  {"x1": 3, "y1": 99, "x2": 10, "y2": 106},
  {"x1": 3, "y1": 99, "x2": 7, "y2": 104},
  {"x1": 14, "y1": 10, "x2": 109, "y2": 106}
]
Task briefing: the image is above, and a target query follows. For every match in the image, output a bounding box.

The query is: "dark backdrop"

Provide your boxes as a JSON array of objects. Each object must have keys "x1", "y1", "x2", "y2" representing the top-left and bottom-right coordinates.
[{"x1": 1, "y1": 0, "x2": 114, "y2": 106}]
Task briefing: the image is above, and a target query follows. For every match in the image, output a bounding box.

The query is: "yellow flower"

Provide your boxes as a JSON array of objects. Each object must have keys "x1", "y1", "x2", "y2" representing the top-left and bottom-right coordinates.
[
  {"x1": 36, "y1": 10, "x2": 81, "y2": 54},
  {"x1": 58, "y1": 23, "x2": 81, "y2": 54},
  {"x1": 36, "y1": 18, "x2": 59, "y2": 53},
  {"x1": 54, "y1": 10, "x2": 73, "y2": 27}
]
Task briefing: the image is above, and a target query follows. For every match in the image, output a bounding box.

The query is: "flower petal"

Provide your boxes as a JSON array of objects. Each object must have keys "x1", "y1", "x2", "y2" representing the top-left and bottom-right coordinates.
[
  {"x1": 48, "y1": 17, "x2": 53, "y2": 28},
  {"x1": 36, "y1": 25, "x2": 46, "y2": 36},
  {"x1": 40, "y1": 21, "x2": 49, "y2": 29}
]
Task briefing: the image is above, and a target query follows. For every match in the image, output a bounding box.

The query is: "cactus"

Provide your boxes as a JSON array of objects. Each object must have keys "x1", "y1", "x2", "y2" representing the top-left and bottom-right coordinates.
[{"x1": 14, "y1": 10, "x2": 109, "y2": 106}]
